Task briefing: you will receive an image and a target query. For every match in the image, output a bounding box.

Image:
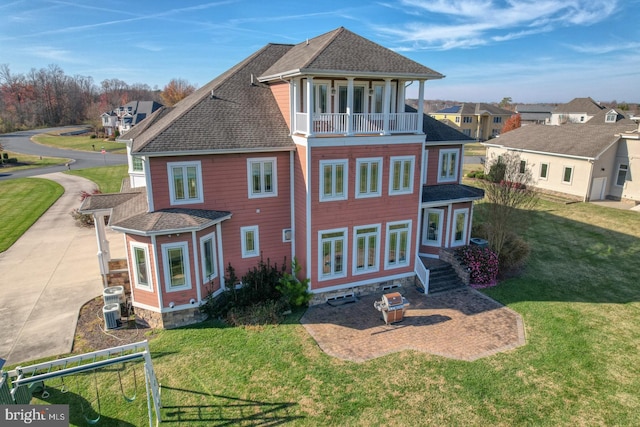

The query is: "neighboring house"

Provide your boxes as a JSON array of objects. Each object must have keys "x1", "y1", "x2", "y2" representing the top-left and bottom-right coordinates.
[
  {"x1": 549, "y1": 97, "x2": 604, "y2": 125},
  {"x1": 429, "y1": 103, "x2": 514, "y2": 141},
  {"x1": 515, "y1": 104, "x2": 553, "y2": 125},
  {"x1": 81, "y1": 27, "x2": 484, "y2": 329},
  {"x1": 101, "y1": 101, "x2": 163, "y2": 136},
  {"x1": 483, "y1": 108, "x2": 640, "y2": 203}
]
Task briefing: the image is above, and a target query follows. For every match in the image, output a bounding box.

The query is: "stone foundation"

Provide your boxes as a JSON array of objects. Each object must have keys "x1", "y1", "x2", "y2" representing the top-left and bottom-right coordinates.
[
  {"x1": 309, "y1": 276, "x2": 417, "y2": 306},
  {"x1": 134, "y1": 306, "x2": 207, "y2": 329},
  {"x1": 107, "y1": 259, "x2": 131, "y2": 293}
]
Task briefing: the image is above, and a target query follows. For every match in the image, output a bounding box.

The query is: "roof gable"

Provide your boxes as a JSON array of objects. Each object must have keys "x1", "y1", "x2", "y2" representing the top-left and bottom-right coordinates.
[
  {"x1": 259, "y1": 27, "x2": 443, "y2": 80},
  {"x1": 553, "y1": 97, "x2": 604, "y2": 114}
]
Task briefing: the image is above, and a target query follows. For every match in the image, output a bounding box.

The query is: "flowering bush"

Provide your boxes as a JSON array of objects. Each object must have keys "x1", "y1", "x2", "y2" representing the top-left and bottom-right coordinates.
[{"x1": 455, "y1": 245, "x2": 499, "y2": 289}]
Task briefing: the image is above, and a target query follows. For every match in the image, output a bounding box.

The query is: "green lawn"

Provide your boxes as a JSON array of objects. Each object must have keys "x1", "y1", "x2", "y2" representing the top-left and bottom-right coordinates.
[
  {"x1": 0, "y1": 166, "x2": 128, "y2": 252},
  {"x1": 465, "y1": 142, "x2": 486, "y2": 157},
  {"x1": 32, "y1": 132, "x2": 127, "y2": 154},
  {"x1": 0, "y1": 151, "x2": 70, "y2": 172},
  {"x1": 66, "y1": 165, "x2": 128, "y2": 193},
  {"x1": 0, "y1": 178, "x2": 63, "y2": 252},
  {"x1": 24, "y1": 199, "x2": 640, "y2": 426}
]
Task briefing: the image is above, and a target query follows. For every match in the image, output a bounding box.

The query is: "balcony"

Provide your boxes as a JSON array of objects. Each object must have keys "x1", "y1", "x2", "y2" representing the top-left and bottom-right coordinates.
[{"x1": 294, "y1": 112, "x2": 420, "y2": 136}]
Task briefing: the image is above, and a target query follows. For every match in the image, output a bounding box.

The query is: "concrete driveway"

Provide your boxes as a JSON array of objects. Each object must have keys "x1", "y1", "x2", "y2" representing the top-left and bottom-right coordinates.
[{"x1": 0, "y1": 172, "x2": 123, "y2": 366}]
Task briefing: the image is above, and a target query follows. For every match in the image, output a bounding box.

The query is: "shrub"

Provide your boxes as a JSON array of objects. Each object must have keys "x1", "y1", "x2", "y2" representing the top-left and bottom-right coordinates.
[
  {"x1": 277, "y1": 258, "x2": 311, "y2": 308},
  {"x1": 70, "y1": 189, "x2": 102, "y2": 227},
  {"x1": 455, "y1": 245, "x2": 499, "y2": 289},
  {"x1": 497, "y1": 232, "x2": 530, "y2": 278},
  {"x1": 226, "y1": 300, "x2": 287, "y2": 327},
  {"x1": 487, "y1": 160, "x2": 506, "y2": 183}
]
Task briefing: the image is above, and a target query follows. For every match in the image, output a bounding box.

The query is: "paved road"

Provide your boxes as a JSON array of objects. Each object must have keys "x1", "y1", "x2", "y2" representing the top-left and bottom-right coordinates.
[{"x1": 0, "y1": 127, "x2": 126, "y2": 180}]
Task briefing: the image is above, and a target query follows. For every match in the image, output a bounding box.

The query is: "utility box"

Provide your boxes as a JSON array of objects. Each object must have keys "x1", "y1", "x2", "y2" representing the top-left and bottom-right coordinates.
[{"x1": 470, "y1": 237, "x2": 489, "y2": 248}]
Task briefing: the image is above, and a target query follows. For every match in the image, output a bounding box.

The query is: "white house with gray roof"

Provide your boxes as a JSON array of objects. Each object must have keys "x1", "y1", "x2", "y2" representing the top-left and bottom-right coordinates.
[{"x1": 484, "y1": 108, "x2": 640, "y2": 203}]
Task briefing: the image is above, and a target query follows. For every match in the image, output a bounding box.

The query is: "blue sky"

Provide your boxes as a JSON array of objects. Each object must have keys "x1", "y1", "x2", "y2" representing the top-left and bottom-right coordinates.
[{"x1": 1, "y1": 0, "x2": 639, "y2": 104}]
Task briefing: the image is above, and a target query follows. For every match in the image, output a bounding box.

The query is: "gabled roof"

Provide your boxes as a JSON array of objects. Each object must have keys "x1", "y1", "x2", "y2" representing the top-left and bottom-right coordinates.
[
  {"x1": 485, "y1": 116, "x2": 636, "y2": 159},
  {"x1": 435, "y1": 103, "x2": 513, "y2": 116},
  {"x1": 553, "y1": 97, "x2": 604, "y2": 114},
  {"x1": 587, "y1": 108, "x2": 626, "y2": 124},
  {"x1": 131, "y1": 43, "x2": 296, "y2": 155},
  {"x1": 259, "y1": 27, "x2": 444, "y2": 81}
]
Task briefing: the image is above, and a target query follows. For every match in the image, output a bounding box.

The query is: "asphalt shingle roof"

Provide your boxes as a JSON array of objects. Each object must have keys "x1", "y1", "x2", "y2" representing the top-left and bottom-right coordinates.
[
  {"x1": 131, "y1": 43, "x2": 296, "y2": 154},
  {"x1": 111, "y1": 208, "x2": 231, "y2": 234},
  {"x1": 486, "y1": 113, "x2": 636, "y2": 159},
  {"x1": 553, "y1": 97, "x2": 604, "y2": 114},
  {"x1": 422, "y1": 184, "x2": 484, "y2": 203},
  {"x1": 435, "y1": 103, "x2": 513, "y2": 116},
  {"x1": 259, "y1": 27, "x2": 444, "y2": 80}
]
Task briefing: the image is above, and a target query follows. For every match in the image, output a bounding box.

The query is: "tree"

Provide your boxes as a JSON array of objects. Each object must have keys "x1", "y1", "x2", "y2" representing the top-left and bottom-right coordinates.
[
  {"x1": 499, "y1": 97, "x2": 512, "y2": 109},
  {"x1": 160, "y1": 78, "x2": 195, "y2": 106},
  {"x1": 501, "y1": 113, "x2": 521, "y2": 134},
  {"x1": 480, "y1": 152, "x2": 538, "y2": 260}
]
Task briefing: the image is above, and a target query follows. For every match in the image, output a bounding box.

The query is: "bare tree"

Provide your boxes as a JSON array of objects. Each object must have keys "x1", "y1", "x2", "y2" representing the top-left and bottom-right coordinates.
[{"x1": 480, "y1": 152, "x2": 539, "y2": 259}]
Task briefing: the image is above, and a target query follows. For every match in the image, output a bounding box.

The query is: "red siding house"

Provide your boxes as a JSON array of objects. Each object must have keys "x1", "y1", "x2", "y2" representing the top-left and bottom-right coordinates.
[{"x1": 81, "y1": 27, "x2": 483, "y2": 328}]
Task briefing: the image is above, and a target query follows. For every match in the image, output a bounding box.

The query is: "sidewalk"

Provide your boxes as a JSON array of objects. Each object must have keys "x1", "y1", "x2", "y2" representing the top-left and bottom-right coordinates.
[{"x1": 0, "y1": 172, "x2": 123, "y2": 366}]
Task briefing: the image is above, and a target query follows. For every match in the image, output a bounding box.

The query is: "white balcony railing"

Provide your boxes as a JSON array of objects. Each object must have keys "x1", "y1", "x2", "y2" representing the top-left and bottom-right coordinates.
[{"x1": 294, "y1": 112, "x2": 420, "y2": 135}]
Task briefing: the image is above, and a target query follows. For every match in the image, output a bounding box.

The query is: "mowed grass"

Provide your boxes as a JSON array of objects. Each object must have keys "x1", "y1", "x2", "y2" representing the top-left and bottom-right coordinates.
[
  {"x1": 32, "y1": 132, "x2": 127, "y2": 154},
  {"x1": 0, "y1": 150, "x2": 69, "y2": 172},
  {"x1": 26, "y1": 199, "x2": 640, "y2": 426},
  {"x1": 0, "y1": 178, "x2": 63, "y2": 252},
  {"x1": 66, "y1": 165, "x2": 128, "y2": 193}
]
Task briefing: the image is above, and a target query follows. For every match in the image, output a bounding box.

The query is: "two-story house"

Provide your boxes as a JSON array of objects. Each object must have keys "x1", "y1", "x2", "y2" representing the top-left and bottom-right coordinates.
[
  {"x1": 430, "y1": 103, "x2": 514, "y2": 141},
  {"x1": 101, "y1": 101, "x2": 163, "y2": 136},
  {"x1": 81, "y1": 27, "x2": 484, "y2": 328},
  {"x1": 548, "y1": 97, "x2": 604, "y2": 125}
]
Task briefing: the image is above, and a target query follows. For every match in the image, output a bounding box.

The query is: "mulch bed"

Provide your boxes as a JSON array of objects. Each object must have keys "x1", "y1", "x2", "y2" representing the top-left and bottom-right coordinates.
[{"x1": 73, "y1": 296, "x2": 160, "y2": 354}]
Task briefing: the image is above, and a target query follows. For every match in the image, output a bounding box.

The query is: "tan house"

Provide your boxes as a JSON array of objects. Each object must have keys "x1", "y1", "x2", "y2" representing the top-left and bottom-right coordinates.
[
  {"x1": 430, "y1": 103, "x2": 513, "y2": 141},
  {"x1": 483, "y1": 109, "x2": 640, "y2": 203}
]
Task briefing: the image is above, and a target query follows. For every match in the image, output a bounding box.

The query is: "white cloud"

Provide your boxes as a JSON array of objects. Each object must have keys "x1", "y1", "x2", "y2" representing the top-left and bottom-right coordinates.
[
  {"x1": 23, "y1": 46, "x2": 82, "y2": 63},
  {"x1": 375, "y1": 0, "x2": 619, "y2": 50},
  {"x1": 565, "y1": 41, "x2": 640, "y2": 55}
]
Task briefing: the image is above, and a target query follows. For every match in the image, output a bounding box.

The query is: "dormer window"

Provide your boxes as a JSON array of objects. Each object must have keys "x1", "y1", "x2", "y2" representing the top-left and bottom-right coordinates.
[{"x1": 605, "y1": 111, "x2": 617, "y2": 123}]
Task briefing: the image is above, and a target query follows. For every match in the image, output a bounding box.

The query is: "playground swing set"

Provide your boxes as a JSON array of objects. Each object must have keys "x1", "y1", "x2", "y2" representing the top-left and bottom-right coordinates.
[{"x1": 0, "y1": 340, "x2": 161, "y2": 426}]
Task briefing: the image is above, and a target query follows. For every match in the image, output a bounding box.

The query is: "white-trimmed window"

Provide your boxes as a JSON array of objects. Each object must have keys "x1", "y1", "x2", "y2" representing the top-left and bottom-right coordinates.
[
  {"x1": 452, "y1": 209, "x2": 469, "y2": 247},
  {"x1": 389, "y1": 156, "x2": 415, "y2": 195},
  {"x1": 200, "y1": 232, "x2": 217, "y2": 284},
  {"x1": 353, "y1": 224, "x2": 380, "y2": 275},
  {"x1": 540, "y1": 163, "x2": 549, "y2": 180},
  {"x1": 320, "y1": 160, "x2": 348, "y2": 201},
  {"x1": 463, "y1": 116, "x2": 473, "y2": 123},
  {"x1": 385, "y1": 221, "x2": 411, "y2": 269},
  {"x1": 131, "y1": 243, "x2": 152, "y2": 291},
  {"x1": 319, "y1": 228, "x2": 347, "y2": 280},
  {"x1": 241, "y1": 226, "x2": 259, "y2": 258},
  {"x1": 616, "y1": 164, "x2": 628, "y2": 186},
  {"x1": 356, "y1": 158, "x2": 382, "y2": 198},
  {"x1": 162, "y1": 242, "x2": 191, "y2": 291},
  {"x1": 248, "y1": 158, "x2": 277, "y2": 198},
  {"x1": 438, "y1": 149, "x2": 459, "y2": 183},
  {"x1": 606, "y1": 111, "x2": 617, "y2": 123},
  {"x1": 337, "y1": 84, "x2": 366, "y2": 114},
  {"x1": 132, "y1": 156, "x2": 143, "y2": 172},
  {"x1": 562, "y1": 166, "x2": 574, "y2": 184},
  {"x1": 493, "y1": 117, "x2": 502, "y2": 123},
  {"x1": 168, "y1": 161, "x2": 203, "y2": 205},
  {"x1": 422, "y1": 209, "x2": 444, "y2": 246}
]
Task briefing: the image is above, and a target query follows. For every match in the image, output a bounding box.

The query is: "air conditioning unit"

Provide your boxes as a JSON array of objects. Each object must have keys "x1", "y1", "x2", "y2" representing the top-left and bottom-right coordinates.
[
  {"x1": 103, "y1": 303, "x2": 121, "y2": 330},
  {"x1": 103, "y1": 286, "x2": 125, "y2": 305}
]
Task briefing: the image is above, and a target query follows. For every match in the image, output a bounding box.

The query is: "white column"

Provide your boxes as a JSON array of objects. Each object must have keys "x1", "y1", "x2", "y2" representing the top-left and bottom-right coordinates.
[
  {"x1": 93, "y1": 212, "x2": 110, "y2": 284},
  {"x1": 290, "y1": 78, "x2": 297, "y2": 134},
  {"x1": 383, "y1": 78, "x2": 392, "y2": 135},
  {"x1": 306, "y1": 77, "x2": 314, "y2": 137},
  {"x1": 417, "y1": 80, "x2": 425, "y2": 134},
  {"x1": 347, "y1": 77, "x2": 354, "y2": 135}
]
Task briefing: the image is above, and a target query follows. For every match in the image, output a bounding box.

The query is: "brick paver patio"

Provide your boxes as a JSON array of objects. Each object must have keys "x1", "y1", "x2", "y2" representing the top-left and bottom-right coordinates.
[{"x1": 300, "y1": 285, "x2": 526, "y2": 362}]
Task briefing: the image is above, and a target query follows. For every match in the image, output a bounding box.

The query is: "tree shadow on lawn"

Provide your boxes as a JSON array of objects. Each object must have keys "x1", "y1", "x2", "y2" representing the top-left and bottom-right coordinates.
[
  {"x1": 481, "y1": 208, "x2": 640, "y2": 306},
  {"x1": 160, "y1": 385, "x2": 303, "y2": 425}
]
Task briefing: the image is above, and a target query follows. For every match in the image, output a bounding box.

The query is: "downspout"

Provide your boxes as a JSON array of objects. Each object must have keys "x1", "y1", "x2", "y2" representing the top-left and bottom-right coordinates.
[
  {"x1": 151, "y1": 235, "x2": 163, "y2": 310},
  {"x1": 192, "y1": 230, "x2": 201, "y2": 303},
  {"x1": 584, "y1": 159, "x2": 595, "y2": 202},
  {"x1": 290, "y1": 150, "x2": 295, "y2": 268}
]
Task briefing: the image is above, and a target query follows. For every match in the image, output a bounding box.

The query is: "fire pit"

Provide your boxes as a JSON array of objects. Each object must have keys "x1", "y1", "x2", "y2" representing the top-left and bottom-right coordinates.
[{"x1": 374, "y1": 292, "x2": 410, "y2": 324}]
